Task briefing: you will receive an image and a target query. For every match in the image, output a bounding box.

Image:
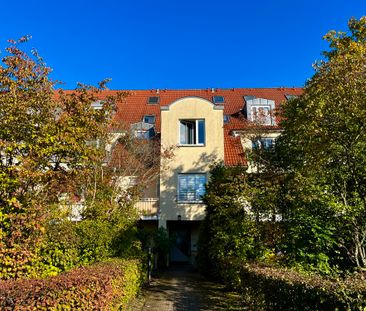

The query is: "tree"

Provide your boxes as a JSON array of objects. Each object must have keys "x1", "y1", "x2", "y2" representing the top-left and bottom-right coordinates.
[
  {"x1": 275, "y1": 17, "x2": 366, "y2": 270},
  {"x1": 0, "y1": 37, "x2": 117, "y2": 278},
  {"x1": 197, "y1": 163, "x2": 273, "y2": 277},
  {"x1": 0, "y1": 37, "x2": 167, "y2": 279}
]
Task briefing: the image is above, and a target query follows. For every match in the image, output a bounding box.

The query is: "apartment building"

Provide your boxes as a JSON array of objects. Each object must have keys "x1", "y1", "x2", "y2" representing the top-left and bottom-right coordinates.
[{"x1": 108, "y1": 88, "x2": 302, "y2": 264}]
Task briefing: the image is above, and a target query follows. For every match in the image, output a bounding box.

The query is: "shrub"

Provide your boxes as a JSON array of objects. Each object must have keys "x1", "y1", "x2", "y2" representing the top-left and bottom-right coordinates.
[
  {"x1": 220, "y1": 259, "x2": 366, "y2": 310},
  {"x1": 198, "y1": 164, "x2": 272, "y2": 277},
  {"x1": 0, "y1": 258, "x2": 143, "y2": 310}
]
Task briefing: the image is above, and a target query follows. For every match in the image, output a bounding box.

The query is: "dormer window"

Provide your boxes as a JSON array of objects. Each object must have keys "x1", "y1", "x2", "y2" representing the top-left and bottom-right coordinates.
[
  {"x1": 213, "y1": 96, "x2": 225, "y2": 104},
  {"x1": 148, "y1": 96, "x2": 160, "y2": 104},
  {"x1": 246, "y1": 98, "x2": 276, "y2": 125},
  {"x1": 143, "y1": 115, "x2": 156, "y2": 124}
]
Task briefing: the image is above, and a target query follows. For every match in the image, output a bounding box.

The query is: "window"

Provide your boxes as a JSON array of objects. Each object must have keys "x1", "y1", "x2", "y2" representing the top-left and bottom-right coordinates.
[
  {"x1": 251, "y1": 105, "x2": 271, "y2": 125},
  {"x1": 143, "y1": 115, "x2": 155, "y2": 124},
  {"x1": 212, "y1": 96, "x2": 225, "y2": 104},
  {"x1": 178, "y1": 174, "x2": 206, "y2": 202},
  {"x1": 179, "y1": 119, "x2": 205, "y2": 145},
  {"x1": 252, "y1": 138, "x2": 275, "y2": 150},
  {"x1": 285, "y1": 94, "x2": 297, "y2": 100},
  {"x1": 147, "y1": 96, "x2": 160, "y2": 104},
  {"x1": 244, "y1": 95, "x2": 256, "y2": 101},
  {"x1": 246, "y1": 98, "x2": 276, "y2": 125},
  {"x1": 223, "y1": 115, "x2": 231, "y2": 124}
]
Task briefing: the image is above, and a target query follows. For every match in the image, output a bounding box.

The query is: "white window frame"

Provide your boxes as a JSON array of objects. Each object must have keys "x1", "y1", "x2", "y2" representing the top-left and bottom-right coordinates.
[
  {"x1": 179, "y1": 119, "x2": 205, "y2": 146},
  {"x1": 177, "y1": 173, "x2": 207, "y2": 203}
]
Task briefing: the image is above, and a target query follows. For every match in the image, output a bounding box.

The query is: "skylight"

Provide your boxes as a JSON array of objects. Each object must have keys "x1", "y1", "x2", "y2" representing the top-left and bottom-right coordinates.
[
  {"x1": 147, "y1": 96, "x2": 160, "y2": 104},
  {"x1": 212, "y1": 96, "x2": 225, "y2": 104},
  {"x1": 285, "y1": 94, "x2": 298, "y2": 100},
  {"x1": 244, "y1": 95, "x2": 256, "y2": 101}
]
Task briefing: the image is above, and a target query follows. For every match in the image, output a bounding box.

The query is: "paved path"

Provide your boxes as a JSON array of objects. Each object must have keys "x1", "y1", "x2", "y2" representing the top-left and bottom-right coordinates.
[{"x1": 135, "y1": 266, "x2": 247, "y2": 311}]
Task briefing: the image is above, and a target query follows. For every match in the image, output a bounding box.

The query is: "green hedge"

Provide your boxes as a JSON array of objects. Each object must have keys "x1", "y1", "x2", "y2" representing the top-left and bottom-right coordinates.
[
  {"x1": 0, "y1": 258, "x2": 143, "y2": 310},
  {"x1": 220, "y1": 259, "x2": 366, "y2": 310}
]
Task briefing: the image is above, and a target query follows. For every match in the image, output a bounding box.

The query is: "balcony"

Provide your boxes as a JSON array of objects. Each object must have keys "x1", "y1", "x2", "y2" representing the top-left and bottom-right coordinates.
[{"x1": 135, "y1": 198, "x2": 159, "y2": 219}]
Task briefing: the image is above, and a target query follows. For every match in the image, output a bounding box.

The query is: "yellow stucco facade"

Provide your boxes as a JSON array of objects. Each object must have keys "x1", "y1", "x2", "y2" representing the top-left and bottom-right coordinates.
[{"x1": 159, "y1": 97, "x2": 224, "y2": 227}]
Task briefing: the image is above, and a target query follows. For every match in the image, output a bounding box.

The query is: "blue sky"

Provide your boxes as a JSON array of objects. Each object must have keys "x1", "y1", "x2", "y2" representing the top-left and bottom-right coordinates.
[{"x1": 1, "y1": 0, "x2": 365, "y2": 89}]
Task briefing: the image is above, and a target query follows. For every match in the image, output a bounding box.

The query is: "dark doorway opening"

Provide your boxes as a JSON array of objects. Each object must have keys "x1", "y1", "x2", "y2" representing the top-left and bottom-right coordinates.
[{"x1": 168, "y1": 221, "x2": 191, "y2": 263}]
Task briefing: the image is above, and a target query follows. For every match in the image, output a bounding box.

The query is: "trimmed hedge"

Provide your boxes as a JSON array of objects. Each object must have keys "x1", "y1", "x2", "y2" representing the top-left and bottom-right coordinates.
[
  {"x1": 0, "y1": 258, "x2": 143, "y2": 310},
  {"x1": 220, "y1": 259, "x2": 366, "y2": 310}
]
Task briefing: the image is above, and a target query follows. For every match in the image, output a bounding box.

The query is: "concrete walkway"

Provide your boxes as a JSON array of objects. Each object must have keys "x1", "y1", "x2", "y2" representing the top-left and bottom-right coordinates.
[{"x1": 134, "y1": 266, "x2": 247, "y2": 311}]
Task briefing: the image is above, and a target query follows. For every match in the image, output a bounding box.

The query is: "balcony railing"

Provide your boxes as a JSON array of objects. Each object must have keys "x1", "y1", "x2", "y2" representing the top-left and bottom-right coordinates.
[
  {"x1": 176, "y1": 191, "x2": 204, "y2": 203},
  {"x1": 135, "y1": 198, "x2": 159, "y2": 216}
]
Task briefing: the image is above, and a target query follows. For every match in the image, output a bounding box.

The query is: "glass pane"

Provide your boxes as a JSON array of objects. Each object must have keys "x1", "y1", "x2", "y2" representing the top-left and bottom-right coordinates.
[
  {"x1": 180, "y1": 121, "x2": 187, "y2": 144},
  {"x1": 148, "y1": 96, "x2": 159, "y2": 104},
  {"x1": 213, "y1": 96, "x2": 224, "y2": 103},
  {"x1": 187, "y1": 121, "x2": 195, "y2": 144},
  {"x1": 251, "y1": 106, "x2": 257, "y2": 121},
  {"x1": 198, "y1": 120, "x2": 205, "y2": 144},
  {"x1": 252, "y1": 140, "x2": 260, "y2": 149},
  {"x1": 261, "y1": 138, "x2": 274, "y2": 149},
  {"x1": 144, "y1": 115, "x2": 155, "y2": 124},
  {"x1": 244, "y1": 95, "x2": 256, "y2": 101},
  {"x1": 195, "y1": 175, "x2": 206, "y2": 198},
  {"x1": 260, "y1": 107, "x2": 271, "y2": 125}
]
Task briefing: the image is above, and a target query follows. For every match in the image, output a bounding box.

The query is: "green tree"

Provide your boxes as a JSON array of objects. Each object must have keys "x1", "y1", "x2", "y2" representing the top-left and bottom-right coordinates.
[
  {"x1": 198, "y1": 164, "x2": 269, "y2": 276},
  {"x1": 275, "y1": 16, "x2": 366, "y2": 270}
]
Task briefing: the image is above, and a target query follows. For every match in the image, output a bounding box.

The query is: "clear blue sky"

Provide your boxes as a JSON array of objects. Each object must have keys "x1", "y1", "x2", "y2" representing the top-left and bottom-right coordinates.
[{"x1": 1, "y1": 0, "x2": 365, "y2": 89}]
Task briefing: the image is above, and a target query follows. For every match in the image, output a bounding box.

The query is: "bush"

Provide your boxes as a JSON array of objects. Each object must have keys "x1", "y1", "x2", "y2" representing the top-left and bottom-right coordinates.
[
  {"x1": 0, "y1": 258, "x2": 143, "y2": 310},
  {"x1": 33, "y1": 202, "x2": 142, "y2": 278},
  {"x1": 220, "y1": 259, "x2": 366, "y2": 310}
]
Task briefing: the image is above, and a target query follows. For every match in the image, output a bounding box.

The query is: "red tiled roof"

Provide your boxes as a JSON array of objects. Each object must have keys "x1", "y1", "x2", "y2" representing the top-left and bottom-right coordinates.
[
  {"x1": 59, "y1": 88, "x2": 303, "y2": 166},
  {"x1": 224, "y1": 130, "x2": 247, "y2": 166}
]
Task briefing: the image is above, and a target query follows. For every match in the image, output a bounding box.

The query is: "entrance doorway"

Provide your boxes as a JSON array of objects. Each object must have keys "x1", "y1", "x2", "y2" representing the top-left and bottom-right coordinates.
[
  {"x1": 168, "y1": 221, "x2": 191, "y2": 263},
  {"x1": 167, "y1": 220, "x2": 201, "y2": 265}
]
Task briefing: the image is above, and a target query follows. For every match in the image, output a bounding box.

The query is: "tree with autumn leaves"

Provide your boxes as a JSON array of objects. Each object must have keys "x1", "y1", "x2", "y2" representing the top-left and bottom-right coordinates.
[
  {"x1": 200, "y1": 17, "x2": 366, "y2": 275},
  {"x1": 0, "y1": 37, "x2": 159, "y2": 279},
  {"x1": 274, "y1": 16, "x2": 366, "y2": 271}
]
